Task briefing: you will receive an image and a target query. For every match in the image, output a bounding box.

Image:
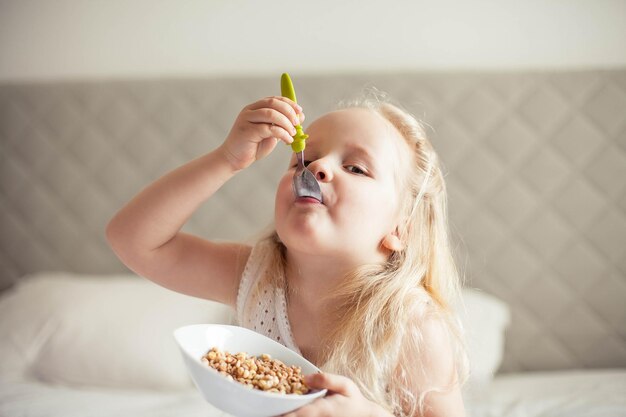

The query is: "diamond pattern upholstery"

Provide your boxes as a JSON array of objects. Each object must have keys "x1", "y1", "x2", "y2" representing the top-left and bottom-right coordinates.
[{"x1": 1, "y1": 70, "x2": 625, "y2": 373}]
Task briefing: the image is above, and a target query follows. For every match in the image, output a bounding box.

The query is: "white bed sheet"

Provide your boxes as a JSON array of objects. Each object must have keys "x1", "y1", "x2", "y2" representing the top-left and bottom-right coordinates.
[
  {"x1": 2, "y1": 370, "x2": 625, "y2": 417},
  {"x1": 0, "y1": 379, "x2": 224, "y2": 417},
  {"x1": 467, "y1": 369, "x2": 626, "y2": 417}
]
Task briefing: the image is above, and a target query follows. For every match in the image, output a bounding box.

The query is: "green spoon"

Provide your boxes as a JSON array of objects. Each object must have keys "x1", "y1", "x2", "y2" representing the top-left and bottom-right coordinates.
[{"x1": 281, "y1": 73, "x2": 322, "y2": 202}]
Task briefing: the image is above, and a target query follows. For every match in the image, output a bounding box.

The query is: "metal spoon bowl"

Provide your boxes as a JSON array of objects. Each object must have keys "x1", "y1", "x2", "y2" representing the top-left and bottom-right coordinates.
[{"x1": 293, "y1": 150, "x2": 322, "y2": 202}]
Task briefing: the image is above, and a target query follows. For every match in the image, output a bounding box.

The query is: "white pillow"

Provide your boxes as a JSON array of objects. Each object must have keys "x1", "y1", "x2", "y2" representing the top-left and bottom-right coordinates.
[
  {"x1": 0, "y1": 272, "x2": 234, "y2": 390},
  {"x1": 457, "y1": 288, "x2": 510, "y2": 386},
  {"x1": 0, "y1": 274, "x2": 508, "y2": 391}
]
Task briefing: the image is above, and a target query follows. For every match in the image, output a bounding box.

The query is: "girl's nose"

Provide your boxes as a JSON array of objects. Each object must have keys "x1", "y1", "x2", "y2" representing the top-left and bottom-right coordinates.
[{"x1": 309, "y1": 159, "x2": 332, "y2": 182}]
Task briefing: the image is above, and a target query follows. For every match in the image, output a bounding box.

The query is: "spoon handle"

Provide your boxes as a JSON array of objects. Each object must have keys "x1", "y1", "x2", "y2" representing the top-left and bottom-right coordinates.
[{"x1": 281, "y1": 73, "x2": 308, "y2": 153}]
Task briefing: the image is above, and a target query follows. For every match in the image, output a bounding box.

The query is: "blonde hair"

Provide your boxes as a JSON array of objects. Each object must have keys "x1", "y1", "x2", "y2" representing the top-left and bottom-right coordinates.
[{"x1": 254, "y1": 90, "x2": 468, "y2": 416}]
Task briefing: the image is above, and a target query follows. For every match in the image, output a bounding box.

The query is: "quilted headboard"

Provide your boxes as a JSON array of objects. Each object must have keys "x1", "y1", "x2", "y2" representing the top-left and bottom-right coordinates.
[{"x1": 1, "y1": 70, "x2": 625, "y2": 373}]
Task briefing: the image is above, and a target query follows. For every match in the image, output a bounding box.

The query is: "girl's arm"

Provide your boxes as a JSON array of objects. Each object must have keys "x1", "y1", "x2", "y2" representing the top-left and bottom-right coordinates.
[
  {"x1": 404, "y1": 314, "x2": 466, "y2": 417},
  {"x1": 106, "y1": 97, "x2": 302, "y2": 308}
]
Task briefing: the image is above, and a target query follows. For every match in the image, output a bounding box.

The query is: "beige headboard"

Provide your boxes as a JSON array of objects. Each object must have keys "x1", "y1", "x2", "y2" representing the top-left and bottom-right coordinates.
[{"x1": 1, "y1": 70, "x2": 625, "y2": 373}]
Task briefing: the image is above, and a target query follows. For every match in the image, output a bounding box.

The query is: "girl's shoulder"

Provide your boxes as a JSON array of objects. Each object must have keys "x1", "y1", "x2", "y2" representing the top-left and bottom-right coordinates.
[{"x1": 405, "y1": 286, "x2": 462, "y2": 351}]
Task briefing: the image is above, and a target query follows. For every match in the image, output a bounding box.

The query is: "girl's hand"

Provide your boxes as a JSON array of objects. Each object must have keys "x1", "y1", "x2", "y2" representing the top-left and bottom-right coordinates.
[
  {"x1": 220, "y1": 96, "x2": 304, "y2": 171},
  {"x1": 280, "y1": 373, "x2": 392, "y2": 417}
]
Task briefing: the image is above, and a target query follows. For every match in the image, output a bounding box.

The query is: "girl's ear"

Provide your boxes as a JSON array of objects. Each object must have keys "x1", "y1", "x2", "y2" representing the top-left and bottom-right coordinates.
[{"x1": 382, "y1": 229, "x2": 404, "y2": 252}]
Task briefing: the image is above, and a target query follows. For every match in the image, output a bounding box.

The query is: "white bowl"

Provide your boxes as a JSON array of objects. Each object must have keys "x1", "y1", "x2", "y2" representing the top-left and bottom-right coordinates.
[{"x1": 174, "y1": 324, "x2": 326, "y2": 417}]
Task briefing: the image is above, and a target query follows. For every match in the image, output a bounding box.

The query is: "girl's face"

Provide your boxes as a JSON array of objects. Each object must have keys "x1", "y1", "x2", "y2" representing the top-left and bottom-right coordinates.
[{"x1": 274, "y1": 108, "x2": 412, "y2": 266}]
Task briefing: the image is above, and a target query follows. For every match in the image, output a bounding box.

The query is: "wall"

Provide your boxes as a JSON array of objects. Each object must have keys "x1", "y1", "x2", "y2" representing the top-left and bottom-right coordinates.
[{"x1": 1, "y1": 0, "x2": 625, "y2": 82}]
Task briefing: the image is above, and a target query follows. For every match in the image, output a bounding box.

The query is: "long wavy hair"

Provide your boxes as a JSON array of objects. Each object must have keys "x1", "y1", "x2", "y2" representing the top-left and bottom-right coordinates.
[{"x1": 253, "y1": 91, "x2": 468, "y2": 416}]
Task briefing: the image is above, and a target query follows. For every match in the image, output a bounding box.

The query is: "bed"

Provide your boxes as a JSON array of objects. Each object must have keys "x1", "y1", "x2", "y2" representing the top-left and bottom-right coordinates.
[
  {"x1": 0, "y1": 273, "x2": 624, "y2": 417},
  {"x1": 1, "y1": 70, "x2": 625, "y2": 416}
]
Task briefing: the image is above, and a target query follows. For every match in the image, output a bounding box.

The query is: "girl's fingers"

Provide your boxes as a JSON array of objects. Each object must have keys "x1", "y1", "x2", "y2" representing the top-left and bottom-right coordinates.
[
  {"x1": 249, "y1": 123, "x2": 292, "y2": 146},
  {"x1": 248, "y1": 95, "x2": 302, "y2": 113},
  {"x1": 255, "y1": 137, "x2": 280, "y2": 160},
  {"x1": 246, "y1": 109, "x2": 296, "y2": 144},
  {"x1": 303, "y1": 373, "x2": 356, "y2": 397},
  {"x1": 248, "y1": 96, "x2": 303, "y2": 126},
  {"x1": 247, "y1": 107, "x2": 296, "y2": 134},
  {"x1": 265, "y1": 124, "x2": 294, "y2": 145}
]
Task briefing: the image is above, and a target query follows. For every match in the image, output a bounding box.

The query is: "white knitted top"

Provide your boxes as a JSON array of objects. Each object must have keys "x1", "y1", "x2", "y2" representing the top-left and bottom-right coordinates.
[{"x1": 236, "y1": 243, "x2": 302, "y2": 355}]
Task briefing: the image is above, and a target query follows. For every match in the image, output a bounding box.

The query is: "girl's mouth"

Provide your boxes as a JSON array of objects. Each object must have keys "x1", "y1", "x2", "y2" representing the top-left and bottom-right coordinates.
[{"x1": 295, "y1": 196, "x2": 322, "y2": 205}]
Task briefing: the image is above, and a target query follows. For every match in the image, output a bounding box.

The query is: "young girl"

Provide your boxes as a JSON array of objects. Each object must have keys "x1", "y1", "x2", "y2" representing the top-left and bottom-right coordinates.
[{"x1": 106, "y1": 91, "x2": 468, "y2": 417}]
